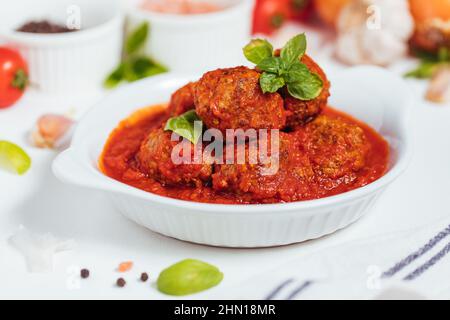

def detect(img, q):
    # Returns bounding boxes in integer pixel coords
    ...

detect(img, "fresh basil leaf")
[126,22,149,55]
[243,39,274,65]
[438,47,450,62]
[104,63,125,88]
[280,34,307,69]
[405,61,439,79]
[260,72,285,93]
[287,72,323,100]
[157,259,224,296]
[164,110,203,144]
[257,56,282,74]
[124,57,167,82]
[284,61,310,83]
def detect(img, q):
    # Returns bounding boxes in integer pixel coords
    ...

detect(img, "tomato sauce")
[100,105,389,204]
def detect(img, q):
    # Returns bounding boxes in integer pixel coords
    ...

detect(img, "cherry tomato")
[252,0,291,35]
[0,48,29,109]
[288,0,313,21]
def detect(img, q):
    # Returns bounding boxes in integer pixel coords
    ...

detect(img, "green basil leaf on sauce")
[164,110,203,144]
[157,259,224,296]
[126,22,149,55]
[280,33,307,69]
[243,39,274,65]
[260,72,285,93]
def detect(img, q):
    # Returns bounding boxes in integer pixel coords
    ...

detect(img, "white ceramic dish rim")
[53,66,413,215]
[0,4,123,45]
[127,0,254,25]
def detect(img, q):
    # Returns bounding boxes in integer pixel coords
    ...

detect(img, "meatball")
[298,115,369,184]
[195,67,286,133]
[167,82,196,117]
[282,55,331,127]
[136,128,212,187]
[212,132,315,202]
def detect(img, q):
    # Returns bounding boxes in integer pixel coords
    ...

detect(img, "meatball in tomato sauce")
[212,132,315,202]
[195,66,286,133]
[281,55,331,128]
[136,127,213,187]
[167,82,197,117]
[297,115,369,190]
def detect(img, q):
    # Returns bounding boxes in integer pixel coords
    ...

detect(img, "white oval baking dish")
[52,66,413,248]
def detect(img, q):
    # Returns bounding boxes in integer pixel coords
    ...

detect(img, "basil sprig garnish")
[405,47,450,79]
[164,110,203,144]
[104,22,168,89]
[243,34,323,101]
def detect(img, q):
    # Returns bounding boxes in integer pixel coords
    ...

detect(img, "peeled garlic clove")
[426,66,450,103]
[31,114,75,150]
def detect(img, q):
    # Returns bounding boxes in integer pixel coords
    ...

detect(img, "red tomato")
[0,48,29,109]
[288,0,313,21]
[252,0,291,35]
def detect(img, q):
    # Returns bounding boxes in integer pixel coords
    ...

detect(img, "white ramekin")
[126,0,254,73]
[0,0,124,95]
[52,66,413,248]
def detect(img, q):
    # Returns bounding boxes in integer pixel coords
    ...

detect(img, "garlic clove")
[31,114,75,150]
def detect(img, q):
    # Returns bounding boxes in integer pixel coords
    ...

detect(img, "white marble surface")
[0,23,449,300]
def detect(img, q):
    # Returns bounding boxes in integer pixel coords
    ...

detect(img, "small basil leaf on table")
[126,22,149,55]
[280,33,307,69]
[257,56,282,74]
[260,72,285,93]
[243,39,274,65]
[164,110,203,144]
[287,72,323,100]
[157,259,224,296]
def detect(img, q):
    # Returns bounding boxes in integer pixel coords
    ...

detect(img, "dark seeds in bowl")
[17,20,79,34]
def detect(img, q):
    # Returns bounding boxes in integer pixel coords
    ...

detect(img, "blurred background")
[0,0,448,159]
[0,0,448,109]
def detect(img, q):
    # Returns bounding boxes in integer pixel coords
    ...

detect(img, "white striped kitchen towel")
[221,216,450,300]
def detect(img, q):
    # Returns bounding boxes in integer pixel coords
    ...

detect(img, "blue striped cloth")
[223,217,450,300]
